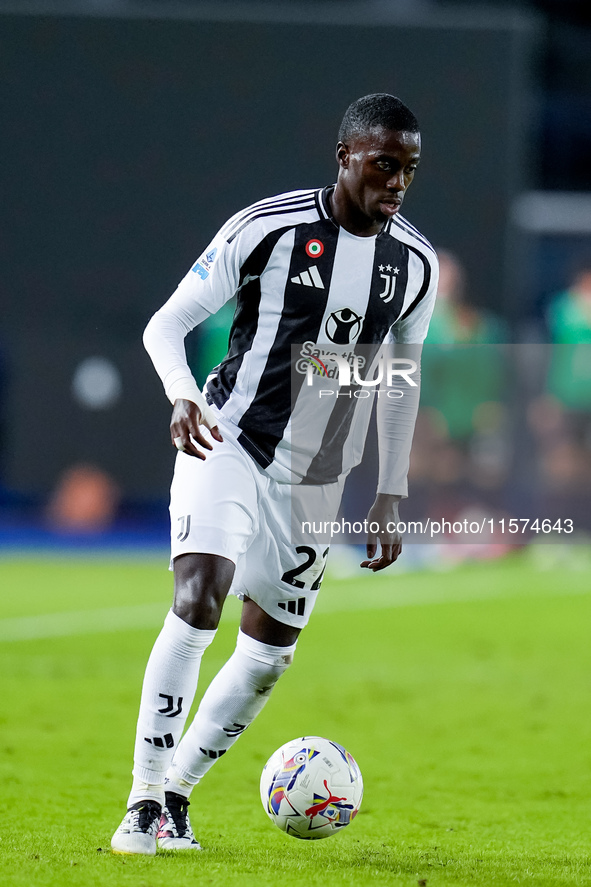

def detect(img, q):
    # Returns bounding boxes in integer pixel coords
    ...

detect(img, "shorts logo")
[325,308,363,345]
[177,515,191,542]
[278,598,306,617]
[305,239,324,258]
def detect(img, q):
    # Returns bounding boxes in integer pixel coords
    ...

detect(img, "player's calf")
[165,631,297,794]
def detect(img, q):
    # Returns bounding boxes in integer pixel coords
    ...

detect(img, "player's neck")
[329,186,383,238]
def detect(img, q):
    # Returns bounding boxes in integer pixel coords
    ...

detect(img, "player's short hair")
[338,94,419,143]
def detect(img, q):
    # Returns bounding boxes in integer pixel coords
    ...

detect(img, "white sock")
[127,610,216,807]
[165,630,296,797]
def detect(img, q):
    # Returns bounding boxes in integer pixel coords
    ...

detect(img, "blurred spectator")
[545,259,591,411]
[546,258,591,344]
[46,464,120,532]
[416,251,509,490]
[426,249,507,345]
[529,260,591,505]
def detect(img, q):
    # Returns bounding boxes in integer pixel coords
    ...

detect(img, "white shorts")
[169,420,341,629]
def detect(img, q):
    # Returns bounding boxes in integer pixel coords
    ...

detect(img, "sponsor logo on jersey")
[305,239,324,258]
[290,265,325,288]
[295,342,360,379]
[325,308,363,344]
[303,356,328,377]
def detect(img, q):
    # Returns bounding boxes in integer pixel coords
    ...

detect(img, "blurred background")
[0,0,590,554]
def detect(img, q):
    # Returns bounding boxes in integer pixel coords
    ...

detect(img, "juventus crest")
[378,266,399,304]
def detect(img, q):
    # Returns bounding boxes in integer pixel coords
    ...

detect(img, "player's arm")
[362,251,439,571]
[361,342,421,571]
[143,232,241,458]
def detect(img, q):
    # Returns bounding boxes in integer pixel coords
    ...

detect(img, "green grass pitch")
[1,550,590,886]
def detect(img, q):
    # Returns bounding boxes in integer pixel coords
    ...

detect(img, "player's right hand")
[170,398,223,459]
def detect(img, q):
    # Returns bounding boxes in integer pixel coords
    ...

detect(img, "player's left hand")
[360,493,403,572]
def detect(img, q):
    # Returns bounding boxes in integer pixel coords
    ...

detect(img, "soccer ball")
[260,736,363,839]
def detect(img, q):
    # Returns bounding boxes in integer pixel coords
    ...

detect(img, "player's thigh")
[240,596,301,647]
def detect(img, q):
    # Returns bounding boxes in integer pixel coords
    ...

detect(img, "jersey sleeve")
[392,249,439,344]
[377,250,437,495]
[376,343,422,497]
[143,218,258,405]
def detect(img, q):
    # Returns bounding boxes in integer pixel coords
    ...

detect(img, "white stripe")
[220,190,317,239]
[308,265,324,288]
[0,602,170,642]
[301,269,314,286]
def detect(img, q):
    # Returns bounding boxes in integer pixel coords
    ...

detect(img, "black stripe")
[301,385,365,484]
[320,185,337,223]
[302,234,411,484]
[227,201,316,244]
[358,232,410,344]
[206,226,296,411]
[220,191,317,239]
[397,244,432,323]
[236,220,340,468]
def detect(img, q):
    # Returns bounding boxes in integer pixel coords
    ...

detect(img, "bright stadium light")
[71,356,122,410]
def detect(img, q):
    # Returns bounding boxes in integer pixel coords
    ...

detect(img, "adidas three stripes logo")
[290,265,324,288]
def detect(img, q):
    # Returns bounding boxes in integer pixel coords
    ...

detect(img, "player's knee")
[236,629,297,691]
[173,592,223,630]
[173,553,234,629]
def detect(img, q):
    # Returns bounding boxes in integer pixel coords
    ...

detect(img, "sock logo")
[223,723,247,737]
[145,733,174,749]
[199,747,227,759]
[158,694,183,717]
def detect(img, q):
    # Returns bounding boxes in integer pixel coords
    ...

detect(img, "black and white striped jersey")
[144,185,438,489]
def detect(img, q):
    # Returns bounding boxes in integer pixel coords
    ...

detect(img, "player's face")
[335,128,421,232]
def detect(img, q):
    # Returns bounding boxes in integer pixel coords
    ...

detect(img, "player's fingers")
[180,440,207,460]
[170,427,208,459]
[371,540,403,571]
[360,534,378,568]
[366,538,377,559]
[210,424,224,442]
[188,426,214,451]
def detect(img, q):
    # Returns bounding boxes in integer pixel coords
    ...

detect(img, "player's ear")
[336,141,349,168]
